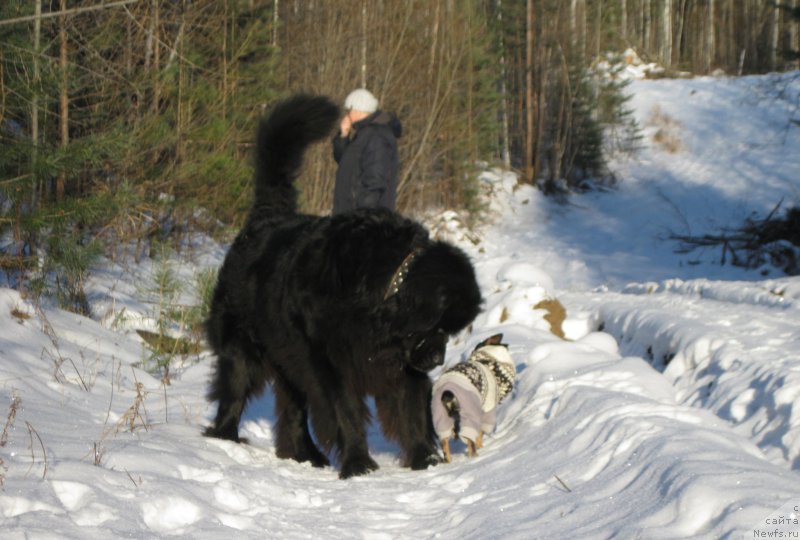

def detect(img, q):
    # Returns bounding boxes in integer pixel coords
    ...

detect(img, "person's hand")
[340,114,352,137]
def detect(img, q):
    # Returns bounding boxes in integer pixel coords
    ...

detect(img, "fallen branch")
[0,0,139,27]
[669,203,800,275]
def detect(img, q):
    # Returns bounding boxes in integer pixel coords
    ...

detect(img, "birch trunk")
[662,0,672,67]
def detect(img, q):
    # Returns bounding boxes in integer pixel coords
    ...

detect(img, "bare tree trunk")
[727,0,736,69]
[273,0,279,47]
[151,0,160,113]
[176,0,186,162]
[595,2,602,58]
[707,0,715,72]
[524,0,535,184]
[579,0,586,59]
[663,0,673,67]
[429,0,440,77]
[621,0,627,43]
[57,0,69,201]
[497,0,511,168]
[570,0,577,37]
[793,0,800,69]
[771,1,780,71]
[360,0,367,88]
[222,0,228,120]
[570,0,586,58]
[466,1,474,162]
[643,0,651,53]
[31,0,41,208]
[126,14,133,75]
[675,0,687,69]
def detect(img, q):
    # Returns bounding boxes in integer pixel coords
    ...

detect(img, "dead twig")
[1,395,20,448]
[25,421,48,480]
[125,469,139,488]
[554,474,572,493]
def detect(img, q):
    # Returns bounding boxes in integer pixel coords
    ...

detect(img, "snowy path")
[2,72,800,538]
[2,278,798,539]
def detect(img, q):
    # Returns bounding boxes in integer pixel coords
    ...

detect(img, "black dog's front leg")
[273,377,330,468]
[375,369,440,470]
[305,359,378,479]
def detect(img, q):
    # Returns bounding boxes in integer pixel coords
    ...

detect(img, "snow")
[1,71,800,538]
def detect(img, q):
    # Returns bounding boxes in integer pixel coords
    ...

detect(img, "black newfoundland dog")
[204,95,482,478]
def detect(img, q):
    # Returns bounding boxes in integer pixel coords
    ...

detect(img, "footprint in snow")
[51,480,117,527]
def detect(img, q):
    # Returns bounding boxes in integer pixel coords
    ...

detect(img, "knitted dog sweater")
[431,344,516,443]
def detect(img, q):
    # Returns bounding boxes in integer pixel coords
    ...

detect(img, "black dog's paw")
[410,453,441,470]
[204,425,246,444]
[339,454,379,479]
[284,448,330,469]
[407,446,442,470]
[307,451,331,469]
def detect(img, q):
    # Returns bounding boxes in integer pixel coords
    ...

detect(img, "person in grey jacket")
[332,89,402,215]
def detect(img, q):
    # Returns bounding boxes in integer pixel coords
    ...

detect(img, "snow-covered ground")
[1,71,799,539]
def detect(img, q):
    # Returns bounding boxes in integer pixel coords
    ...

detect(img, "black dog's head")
[381,241,483,373]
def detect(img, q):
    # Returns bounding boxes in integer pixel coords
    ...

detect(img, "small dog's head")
[473,333,506,352]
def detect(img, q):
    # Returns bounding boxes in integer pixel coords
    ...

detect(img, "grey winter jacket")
[331,110,401,215]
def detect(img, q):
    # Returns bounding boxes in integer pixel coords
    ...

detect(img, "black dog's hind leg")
[375,369,440,470]
[273,377,329,468]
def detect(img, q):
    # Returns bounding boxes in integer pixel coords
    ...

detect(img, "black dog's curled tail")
[254,94,340,214]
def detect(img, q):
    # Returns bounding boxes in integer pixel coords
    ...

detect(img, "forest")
[1,0,799,312]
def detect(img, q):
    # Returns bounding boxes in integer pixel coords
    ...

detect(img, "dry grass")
[0,395,21,485]
[647,105,682,153]
[119,377,150,434]
[136,329,202,356]
[10,307,31,321]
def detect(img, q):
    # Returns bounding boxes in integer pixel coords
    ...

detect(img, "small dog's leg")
[466,438,478,457]
[441,438,452,463]
[476,431,484,449]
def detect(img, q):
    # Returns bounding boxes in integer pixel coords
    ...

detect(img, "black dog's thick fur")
[204,95,482,478]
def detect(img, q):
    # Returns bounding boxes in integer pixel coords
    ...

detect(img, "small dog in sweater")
[431,334,516,462]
